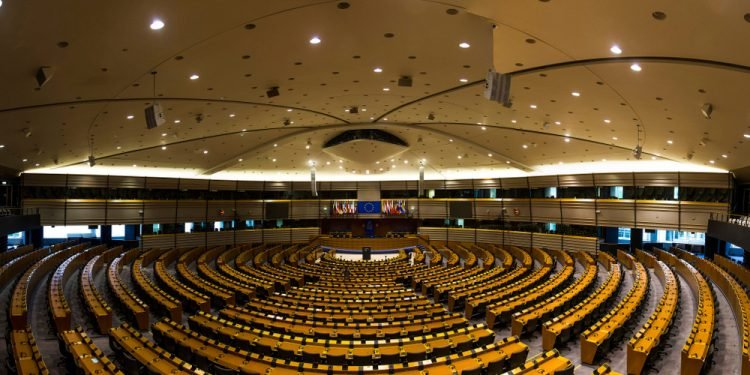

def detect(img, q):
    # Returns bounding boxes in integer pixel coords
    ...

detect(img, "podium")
[362,246,372,261]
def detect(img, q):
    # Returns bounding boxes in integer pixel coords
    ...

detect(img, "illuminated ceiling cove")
[1,0,746,181]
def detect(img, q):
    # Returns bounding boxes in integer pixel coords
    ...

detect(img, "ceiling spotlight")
[487,153,493,157]
[427,113,435,121]
[126,115,134,120]
[238,158,243,162]
[161,146,167,150]
[203,150,208,154]
[35,163,40,167]
[150,19,165,30]
[305,139,311,149]
[309,36,321,44]
[610,45,622,54]
[529,104,537,109]
[481,126,486,130]
[273,143,278,147]
[571,91,581,97]
[630,63,642,72]
[22,159,27,162]
[564,138,570,143]
[722,154,728,158]
[459,78,468,83]
[189,74,199,80]
[709,160,715,164]
[173,119,181,124]
[701,103,713,119]
[522,144,528,149]
[554,121,561,125]
[0,145,4,148]
[612,136,618,140]
[744,134,750,138]
[448,138,453,142]
[229,113,235,118]
[382,87,390,92]
[667,139,673,144]
[373,67,383,73]
[458,42,471,48]
[272,158,276,162]
[457,155,462,159]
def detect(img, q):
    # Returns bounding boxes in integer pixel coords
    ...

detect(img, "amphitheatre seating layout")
[0,238,743,374]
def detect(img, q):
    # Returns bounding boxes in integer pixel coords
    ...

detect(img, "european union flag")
[357,201,381,214]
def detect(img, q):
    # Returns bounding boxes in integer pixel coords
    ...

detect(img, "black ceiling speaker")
[35,66,55,88]
[398,76,412,87]
[266,86,280,98]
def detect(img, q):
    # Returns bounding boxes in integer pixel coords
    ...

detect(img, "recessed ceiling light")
[481,126,486,130]
[651,156,657,160]
[326,161,330,165]
[458,42,470,49]
[722,154,728,158]
[273,143,278,147]
[667,140,673,144]
[404,160,408,164]
[126,115,134,120]
[272,158,276,162]
[305,145,310,149]
[529,104,537,109]
[612,136,618,140]
[457,155,462,159]
[379,168,383,171]
[554,121,561,125]
[286,108,293,112]
[506,161,511,164]
[391,164,396,168]
[0,145,4,148]
[150,19,165,30]
[487,153,493,157]
[161,133,167,137]
[238,158,243,162]
[229,113,235,118]
[382,87,390,91]
[383,117,388,121]
[604,119,611,124]
[174,119,181,124]
[558,161,563,165]
[189,74,199,80]
[459,78,468,83]
[571,92,581,97]
[373,67,383,73]
[630,63,642,72]
[22,159,28,162]
[744,134,750,138]
[309,36,321,44]
[340,160,344,163]
[709,160,715,164]
[35,163,40,167]
[564,138,570,143]
[610,45,622,54]
[161,146,167,150]
[203,150,208,154]
[522,144,528,149]
[511,120,517,124]
[116,146,121,150]
[339,166,343,169]
[448,138,453,142]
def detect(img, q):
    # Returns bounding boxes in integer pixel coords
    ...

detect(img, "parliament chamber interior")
[2,1,750,374]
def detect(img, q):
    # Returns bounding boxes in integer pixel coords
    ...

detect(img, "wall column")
[100,225,112,244]
[630,227,643,252]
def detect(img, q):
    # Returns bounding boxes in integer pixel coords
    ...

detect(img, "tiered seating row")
[108,323,205,374]
[10,242,88,329]
[542,254,622,350]
[656,249,715,375]
[108,249,150,330]
[49,244,108,332]
[80,246,124,334]
[581,251,649,364]
[153,248,210,313]
[176,246,235,307]
[627,259,679,375]
[676,249,750,375]
[9,329,49,375]
[59,328,123,375]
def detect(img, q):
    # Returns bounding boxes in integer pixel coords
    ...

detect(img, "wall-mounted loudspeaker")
[35,66,55,88]
[484,70,512,108]
[145,103,166,129]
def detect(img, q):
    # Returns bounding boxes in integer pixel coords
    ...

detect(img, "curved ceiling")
[1,0,747,181]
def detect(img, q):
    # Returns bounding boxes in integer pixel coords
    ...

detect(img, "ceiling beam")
[200,122,534,176]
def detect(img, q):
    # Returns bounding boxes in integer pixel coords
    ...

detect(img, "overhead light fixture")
[238,158,243,162]
[229,113,235,118]
[511,120,517,124]
[161,133,167,137]
[161,146,167,150]
[722,154,728,158]
[88,155,96,167]
[22,158,27,162]
[529,104,537,109]
[667,140,673,144]
[0,145,4,148]
[150,19,165,30]
[448,138,453,142]
[459,78,468,83]
[709,160,715,164]
[554,121,561,125]
[189,74,199,80]
[309,36,321,44]
[203,150,208,154]
[564,138,570,143]
[630,63,642,72]
[382,87,390,92]
[286,108,293,112]
[612,136,618,140]
[522,144,528,149]
[457,155,462,159]
[701,103,713,119]
[744,134,750,138]
[571,91,581,97]
[173,119,181,124]
[481,126,486,130]
[126,115,134,120]
[633,145,642,160]
[610,45,622,54]
[458,42,470,48]
[273,143,278,147]
[604,119,611,124]
[272,158,276,162]
[487,153,493,157]
[373,67,383,73]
